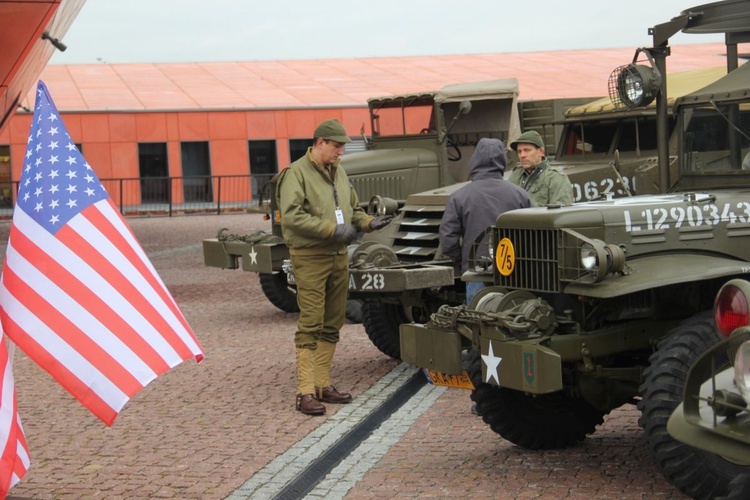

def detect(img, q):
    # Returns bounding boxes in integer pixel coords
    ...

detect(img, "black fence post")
[217,176,222,215]
[168,177,173,217]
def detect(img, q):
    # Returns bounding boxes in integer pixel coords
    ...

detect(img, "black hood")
[469,137,507,181]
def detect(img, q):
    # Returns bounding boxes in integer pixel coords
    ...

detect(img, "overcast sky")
[50,0,724,65]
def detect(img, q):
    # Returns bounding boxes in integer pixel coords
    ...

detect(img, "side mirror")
[443,100,473,140]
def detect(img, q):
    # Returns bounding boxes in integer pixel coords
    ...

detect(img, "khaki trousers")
[290,252,348,395]
[291,252,348,345]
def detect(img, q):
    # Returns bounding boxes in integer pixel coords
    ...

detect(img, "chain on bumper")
[217,228,283,245]
[427,299,557,339]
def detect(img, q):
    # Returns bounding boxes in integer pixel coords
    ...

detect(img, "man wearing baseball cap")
[277,118,392,415]
[508,130,573,207]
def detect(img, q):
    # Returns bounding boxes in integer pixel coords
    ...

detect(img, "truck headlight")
[367,195,399,216]
[735,341,750,405]
[579,240,626,282]
[580,243,599,271]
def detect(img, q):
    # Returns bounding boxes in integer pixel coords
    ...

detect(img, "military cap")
[510,130,545,150]
[314,119,351,143]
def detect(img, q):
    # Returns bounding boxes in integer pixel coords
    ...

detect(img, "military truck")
[554,65,725,200]
[348,65,728,360]
[667,279,750,498]
[203,79,524,315]
[388,1,750,497]
[203,84,597,317]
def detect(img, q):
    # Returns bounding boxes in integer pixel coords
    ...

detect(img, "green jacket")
[278,148,373,255]
[507,159,573,207]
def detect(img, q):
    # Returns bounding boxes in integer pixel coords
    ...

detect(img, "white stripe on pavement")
[227,363,446,500]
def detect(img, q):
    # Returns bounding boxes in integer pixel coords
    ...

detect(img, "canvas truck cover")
[435,78,521,145]
[433,78,520,103]
[367,78,520,106]
[367,78,522,148]
[675,60,750,107]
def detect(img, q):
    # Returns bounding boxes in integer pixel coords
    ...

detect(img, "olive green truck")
[394,1,750,498]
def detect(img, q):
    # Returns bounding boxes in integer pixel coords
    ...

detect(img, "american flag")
[0,81,203,449]
[0,340,29,495]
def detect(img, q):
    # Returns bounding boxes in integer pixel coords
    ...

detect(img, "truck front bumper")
[400,322,562,394]
[202,238,288,274]
[348,264,454,295]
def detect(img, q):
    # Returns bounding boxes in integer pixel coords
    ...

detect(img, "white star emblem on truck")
[248,246,258,265]
[482,342,502,384]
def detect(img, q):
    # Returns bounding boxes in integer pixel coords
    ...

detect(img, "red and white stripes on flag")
[0,80,204,493]
[1,199,204,425]
[0,341,30,496]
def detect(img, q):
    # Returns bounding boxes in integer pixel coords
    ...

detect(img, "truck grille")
[392,205,443,264]
[497,228,560,293]
[350,175,408,202]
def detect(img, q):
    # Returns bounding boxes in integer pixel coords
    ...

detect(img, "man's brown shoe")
[315,385,352,404]
[296,394,325,415]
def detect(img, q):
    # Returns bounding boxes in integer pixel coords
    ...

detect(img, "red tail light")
[714,282,750,337]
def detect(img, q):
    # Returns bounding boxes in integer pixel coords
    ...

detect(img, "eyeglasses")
[324,140,346,149]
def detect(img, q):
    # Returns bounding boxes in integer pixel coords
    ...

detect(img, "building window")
[249,140,278,175]
[180,141,212,203]
[138,143,169,203]
[249,140,278,201]
[289,138,313,162]
[0,145,12,208]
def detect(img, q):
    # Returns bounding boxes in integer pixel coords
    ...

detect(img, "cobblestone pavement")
[0,214,687,499]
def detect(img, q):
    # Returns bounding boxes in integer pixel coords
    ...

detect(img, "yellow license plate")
[423,369,475,390]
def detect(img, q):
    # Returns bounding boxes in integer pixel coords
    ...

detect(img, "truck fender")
[564,253,750,298]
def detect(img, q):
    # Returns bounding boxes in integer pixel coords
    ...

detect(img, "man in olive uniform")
[278,119,392,415]
[508,130,573,206]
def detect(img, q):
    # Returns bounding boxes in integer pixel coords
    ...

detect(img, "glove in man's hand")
[369,215,393,231]
[332,224,357,244]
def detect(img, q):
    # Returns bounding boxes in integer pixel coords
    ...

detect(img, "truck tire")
[258,273,299,313]
[465,349,605,450]
[345,299,364,324]
[362,299,404,360]
[718,474,750,500]
[637,311,748,499]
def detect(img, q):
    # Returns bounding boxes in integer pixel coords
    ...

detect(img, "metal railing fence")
[0,174,274,219]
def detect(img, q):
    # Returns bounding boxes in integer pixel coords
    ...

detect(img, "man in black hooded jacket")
[439,137,530,305]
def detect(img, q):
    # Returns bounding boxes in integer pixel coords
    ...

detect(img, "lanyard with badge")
[332,175,345,225]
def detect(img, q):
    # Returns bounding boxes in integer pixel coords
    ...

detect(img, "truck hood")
[341,147,437,176]
[497,192,728,229]
[401,181,470,208]
[497,191,750,298]
[499,190,750,262]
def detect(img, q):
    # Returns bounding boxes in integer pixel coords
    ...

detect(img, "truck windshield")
[371,102,435,137]
[682,103,750,174]
[558,117,665,158]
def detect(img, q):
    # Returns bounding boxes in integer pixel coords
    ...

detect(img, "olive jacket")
[507,159,574,207]
[278,148,373,255]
